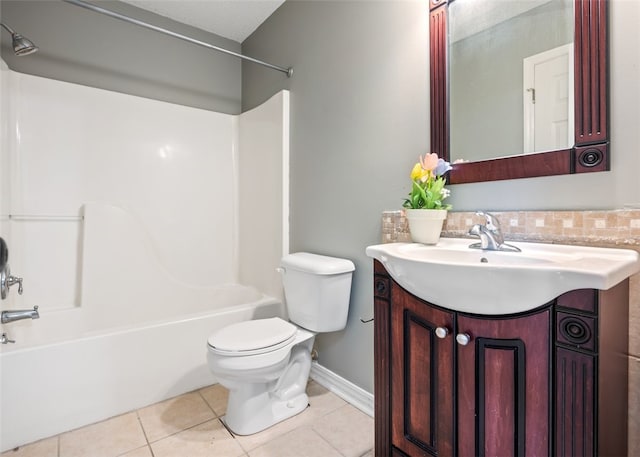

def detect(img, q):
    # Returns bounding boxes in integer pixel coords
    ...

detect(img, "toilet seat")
[208,317,297,357]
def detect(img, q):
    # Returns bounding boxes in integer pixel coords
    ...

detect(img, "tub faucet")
[469,211,521,252]
[1,305,39,324]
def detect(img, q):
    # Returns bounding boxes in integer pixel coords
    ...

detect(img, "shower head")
[0,22,38,56]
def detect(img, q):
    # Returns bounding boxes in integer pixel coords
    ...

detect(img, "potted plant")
[402,153,452,244]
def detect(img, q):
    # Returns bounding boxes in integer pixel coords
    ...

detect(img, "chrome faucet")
[1,264,23,299]
[1,305,39,324]
[469,211,521,252]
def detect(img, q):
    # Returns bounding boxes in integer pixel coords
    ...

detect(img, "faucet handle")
[475,211,500,231]
[1,333,16,344]
[8,275,23,295]
[1,264,24,299]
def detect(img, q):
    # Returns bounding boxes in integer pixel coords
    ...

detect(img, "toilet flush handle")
[275,267,286,275]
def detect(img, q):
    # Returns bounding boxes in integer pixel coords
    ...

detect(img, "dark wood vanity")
[373,260,629,457]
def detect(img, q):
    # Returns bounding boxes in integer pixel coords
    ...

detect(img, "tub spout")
[1,305,39,324]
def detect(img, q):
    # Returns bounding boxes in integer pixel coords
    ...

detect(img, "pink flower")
[419,153,439,172]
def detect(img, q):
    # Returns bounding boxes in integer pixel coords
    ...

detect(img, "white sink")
[366,238,640,315]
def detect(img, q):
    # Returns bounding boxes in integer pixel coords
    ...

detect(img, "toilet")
[206,252,355,435]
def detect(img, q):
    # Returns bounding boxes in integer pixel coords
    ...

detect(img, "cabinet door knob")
[456,333,471,345]
[435,327,449,339]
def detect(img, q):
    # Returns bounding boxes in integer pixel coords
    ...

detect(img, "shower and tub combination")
[0,13,292,448]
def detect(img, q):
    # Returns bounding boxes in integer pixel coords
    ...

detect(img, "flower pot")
[404,209,447,244]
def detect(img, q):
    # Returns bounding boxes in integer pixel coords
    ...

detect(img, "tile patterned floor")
[1,381,374,457]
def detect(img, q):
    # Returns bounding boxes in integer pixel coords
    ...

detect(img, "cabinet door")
[457,309,551,457]
[391,287,455,457]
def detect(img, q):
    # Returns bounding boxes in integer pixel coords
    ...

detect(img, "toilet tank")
[280,252,355,332]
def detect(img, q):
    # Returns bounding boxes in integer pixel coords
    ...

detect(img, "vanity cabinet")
[373,260,629,457]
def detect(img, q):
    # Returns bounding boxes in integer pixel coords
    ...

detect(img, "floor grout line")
[308,425,348,457]
[218,417,237,439]
[134,409,157,457]
[144,416,222,446]
[136,410,152,447]
[114,443,152,457]
[196,388,219,417]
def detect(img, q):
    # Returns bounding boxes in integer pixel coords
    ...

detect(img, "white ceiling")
[120,0,286,43]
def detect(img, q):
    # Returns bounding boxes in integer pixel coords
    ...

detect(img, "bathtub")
[0,203,285,451]
[0,284,283,451]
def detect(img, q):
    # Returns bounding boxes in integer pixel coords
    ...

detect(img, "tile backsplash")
[382,209,640,246]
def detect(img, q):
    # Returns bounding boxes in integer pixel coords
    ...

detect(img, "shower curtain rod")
[62,0,293,77]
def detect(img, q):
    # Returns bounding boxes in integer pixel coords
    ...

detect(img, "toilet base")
[222,391,309,436]
[220,337,314,435]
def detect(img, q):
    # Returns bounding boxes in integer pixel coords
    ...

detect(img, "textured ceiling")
[120,0,286,42]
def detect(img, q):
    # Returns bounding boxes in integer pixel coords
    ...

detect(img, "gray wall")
[242,0,640,393]
[1,0,241,113]
[242,1,430,392]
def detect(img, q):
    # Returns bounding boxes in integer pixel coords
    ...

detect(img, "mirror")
[450,0,574,161]
[428,0,609,184]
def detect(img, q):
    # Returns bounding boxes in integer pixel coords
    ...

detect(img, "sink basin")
[366,238,640,315]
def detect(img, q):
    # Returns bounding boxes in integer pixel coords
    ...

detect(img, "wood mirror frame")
[430,0,609,184]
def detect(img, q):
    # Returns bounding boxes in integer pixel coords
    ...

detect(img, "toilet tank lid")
[281,252,355,275]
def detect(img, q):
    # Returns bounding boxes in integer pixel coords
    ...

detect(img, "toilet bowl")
[207,317,315,435]
[206,252,355,435]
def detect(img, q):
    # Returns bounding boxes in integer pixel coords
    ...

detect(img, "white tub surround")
[0,69,290,451]
[0,61,9,240]
[238,91,290,302]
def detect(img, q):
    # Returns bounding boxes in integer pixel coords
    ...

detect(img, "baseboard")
[309,362,374,418]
